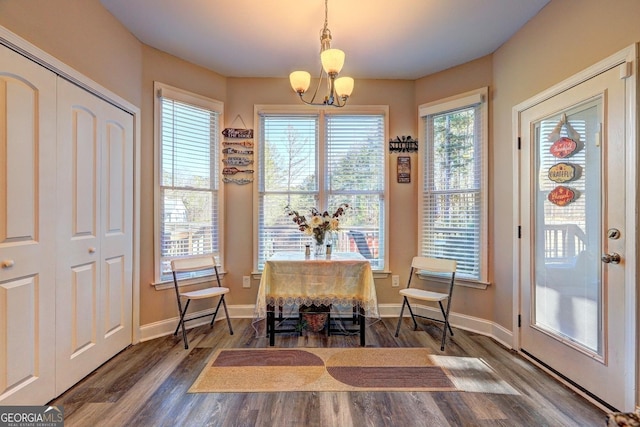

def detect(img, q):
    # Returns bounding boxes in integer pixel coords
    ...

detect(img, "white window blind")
[157,85,222,282]
[257,109,387,271]
[326,114,385,270]
[258,114,318,267]
[420,89,487,281]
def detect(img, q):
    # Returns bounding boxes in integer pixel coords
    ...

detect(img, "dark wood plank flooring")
[50,318,607,426]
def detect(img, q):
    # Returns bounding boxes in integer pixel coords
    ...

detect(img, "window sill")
[151,270,227,291]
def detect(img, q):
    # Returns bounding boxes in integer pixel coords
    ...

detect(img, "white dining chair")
[394,256,457,351]
[171,255,233,349]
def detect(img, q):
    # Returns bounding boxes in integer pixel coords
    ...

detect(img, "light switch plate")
[242,276,251,288]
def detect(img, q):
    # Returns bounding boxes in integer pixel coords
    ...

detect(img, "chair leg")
[174,298,188,336]
[394,297,408,337]
[440,319,448,351]
[176,299,191,350]
[438,301,454,336]
[221,296,234,335]
[210,296,223,326]
[438,301,453,351]
[405,300,418,330]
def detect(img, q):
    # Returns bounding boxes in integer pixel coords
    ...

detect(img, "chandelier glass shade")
[289,0,354,107]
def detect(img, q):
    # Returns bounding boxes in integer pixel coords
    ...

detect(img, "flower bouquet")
[285,203,349,254]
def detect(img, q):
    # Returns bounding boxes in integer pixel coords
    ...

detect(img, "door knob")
[601,253,621,264]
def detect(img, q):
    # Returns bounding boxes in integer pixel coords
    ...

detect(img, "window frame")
[252,104,390,273]
[153,82,225,286]
[418,87,489,286]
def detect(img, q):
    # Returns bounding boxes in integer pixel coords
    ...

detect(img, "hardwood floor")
[50,318,607,426]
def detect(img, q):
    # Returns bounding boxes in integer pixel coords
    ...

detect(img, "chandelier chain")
[324,0,329,30]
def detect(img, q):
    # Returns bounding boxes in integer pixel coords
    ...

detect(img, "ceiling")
[100,0,550,80]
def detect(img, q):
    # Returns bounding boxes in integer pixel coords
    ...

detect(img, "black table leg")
[359,307,365,346]
[267,304,275,346]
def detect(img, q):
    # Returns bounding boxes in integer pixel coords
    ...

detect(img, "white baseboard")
[139,303,514,348]
[139,304,255,342]
[378,303,513,349]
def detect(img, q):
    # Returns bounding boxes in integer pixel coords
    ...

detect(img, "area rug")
[189,347,459,393]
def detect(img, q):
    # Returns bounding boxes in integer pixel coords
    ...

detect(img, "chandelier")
[289,0,354,107]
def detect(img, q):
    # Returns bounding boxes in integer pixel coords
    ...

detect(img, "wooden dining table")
[252,252,380,346]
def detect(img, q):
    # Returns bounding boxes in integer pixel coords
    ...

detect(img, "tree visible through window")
[256,108,388,271]
[419,89,488,282]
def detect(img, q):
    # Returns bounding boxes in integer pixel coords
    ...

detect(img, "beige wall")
[0,0,142,106]
[139,45,228,324]
[2,0,639,332]
[414,56,494,321]
[224,77,416,307]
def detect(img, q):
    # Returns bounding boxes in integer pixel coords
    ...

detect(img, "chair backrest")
[171,255,222,286]
[408,256,456,291]
[348,230,374,259]
[411,256,456,274]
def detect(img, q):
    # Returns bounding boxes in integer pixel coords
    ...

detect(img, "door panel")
[2,277,37,388]
[105,256,125,335]
[519,65,628,409]
[0,46,57,404]
[99,105,133,354]
[56,78,133,395]
[71,262,97,354]
[73,107,98,236]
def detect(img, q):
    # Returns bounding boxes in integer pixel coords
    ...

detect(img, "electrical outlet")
[242,276,251,288]
[392,275,400,287]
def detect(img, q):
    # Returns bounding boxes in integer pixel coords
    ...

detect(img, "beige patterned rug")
[189,347,460,393]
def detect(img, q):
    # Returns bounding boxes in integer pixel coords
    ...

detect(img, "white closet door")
[0,46,57,404]
[55,78,133,395]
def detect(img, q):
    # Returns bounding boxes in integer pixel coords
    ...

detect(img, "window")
[255,106,388,271]
[154,82,224,283]
[418,88,488,283]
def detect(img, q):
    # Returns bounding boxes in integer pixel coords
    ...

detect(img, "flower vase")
[314,233,328,256]
[314,237,326,256]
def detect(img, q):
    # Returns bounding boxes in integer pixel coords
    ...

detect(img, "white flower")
[310,215,323,228]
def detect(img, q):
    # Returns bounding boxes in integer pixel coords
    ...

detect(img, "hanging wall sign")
[548,186,576,206]
[222,128,253,138]
[222,147,253,155]
[223,140,254,148]
[222,167,254,175]
[223,157,253,166]
[397,156,411,183]
[548,162,580,183]
[550,137,578,158]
